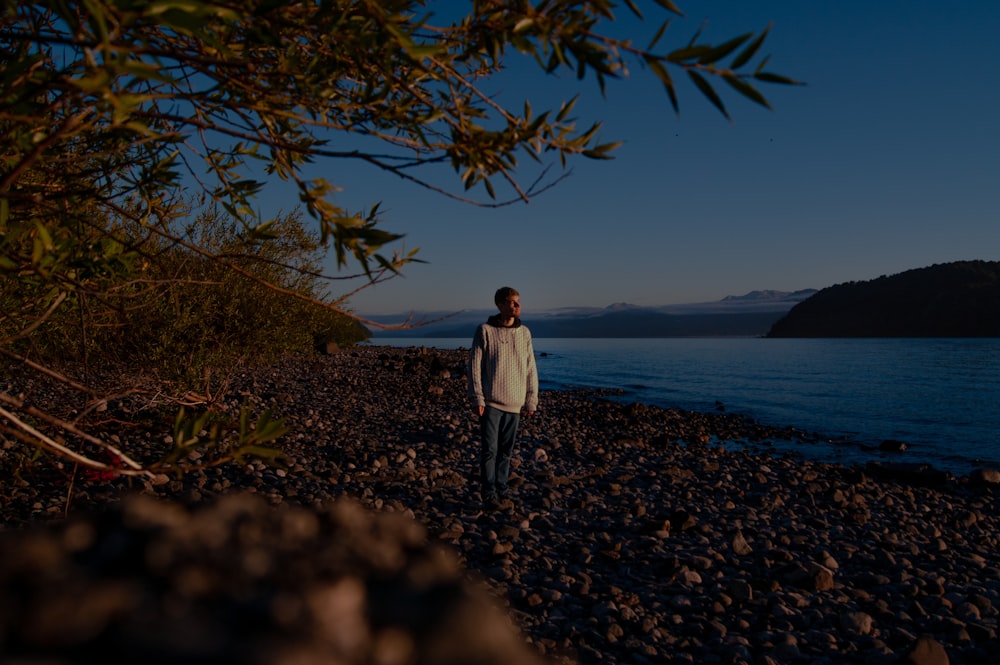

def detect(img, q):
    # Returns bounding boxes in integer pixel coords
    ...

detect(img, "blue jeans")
[480,406,520,501]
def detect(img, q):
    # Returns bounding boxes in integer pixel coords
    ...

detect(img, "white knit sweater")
[468,319,538,413]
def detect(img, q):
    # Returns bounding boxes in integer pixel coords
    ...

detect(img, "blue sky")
[295,1,1000,316]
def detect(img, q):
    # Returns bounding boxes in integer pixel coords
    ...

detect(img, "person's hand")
[477,405,485,417]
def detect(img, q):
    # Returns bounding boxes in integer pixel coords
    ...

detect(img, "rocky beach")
[2,345,999,664]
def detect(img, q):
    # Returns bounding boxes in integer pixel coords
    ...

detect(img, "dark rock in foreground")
[2,346,999,664]
[0,493,541,665]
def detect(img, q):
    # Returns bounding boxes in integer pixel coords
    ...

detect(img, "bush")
[5,206,369,387]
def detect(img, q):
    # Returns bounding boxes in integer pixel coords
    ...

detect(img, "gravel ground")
[2,345,999,665]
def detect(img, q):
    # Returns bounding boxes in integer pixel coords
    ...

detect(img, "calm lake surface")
[372,337,1000,476]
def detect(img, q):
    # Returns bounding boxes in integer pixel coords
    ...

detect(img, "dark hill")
[766,260,1000,337]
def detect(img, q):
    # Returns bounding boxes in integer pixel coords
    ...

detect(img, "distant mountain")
[767,261,1000,338]
[721,289,817,305]
[663,289,818,314]
[365,289,816,339]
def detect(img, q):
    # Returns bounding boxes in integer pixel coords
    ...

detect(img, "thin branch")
[0,348,101,399]
[0,392,146,471]
[0,400,148,475]
[0,291,68,345]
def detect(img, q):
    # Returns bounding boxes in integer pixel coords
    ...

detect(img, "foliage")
[4,207,367,379]
[0,0,799,478]
[108,207,370,387]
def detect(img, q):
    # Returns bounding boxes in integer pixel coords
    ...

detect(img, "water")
[372,337,1000,476]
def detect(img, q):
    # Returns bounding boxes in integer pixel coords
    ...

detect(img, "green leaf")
[119,60,175,85]
[513,17,534,33]
[555,96,579,123]
[644,56,679,114]
[247,408,289,444]
[647,19,671,52]
[145,0,233,18]
[401,43,442,60]
[81,0,110,42]
[697,33,752,65]
[731,26,770,69]
[582,141,622,159]
[687,70,729,120]
[651,0,685,17]
[622,0,643,19]
[722,75,771,109]
[32,221,54,252]
[754,72,803,86]
[70,69,112,93]
[666,45,712,63]
[248,220,280,241]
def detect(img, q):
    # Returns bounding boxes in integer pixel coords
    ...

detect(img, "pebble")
[1,345,999,664]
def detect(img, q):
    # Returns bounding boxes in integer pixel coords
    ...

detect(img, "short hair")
[494,286,519,305]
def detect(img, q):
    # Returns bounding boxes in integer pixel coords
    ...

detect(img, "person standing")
[468,286,538,511]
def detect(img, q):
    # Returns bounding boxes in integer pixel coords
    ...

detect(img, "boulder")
[897,636,949,665]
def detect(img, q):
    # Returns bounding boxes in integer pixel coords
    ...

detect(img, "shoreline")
[2,345,999,664]
[371,338,1000,479]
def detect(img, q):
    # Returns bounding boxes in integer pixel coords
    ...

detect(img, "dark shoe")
[483,495,499,512]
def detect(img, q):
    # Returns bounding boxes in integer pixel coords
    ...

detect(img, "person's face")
[497,294,521,320]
